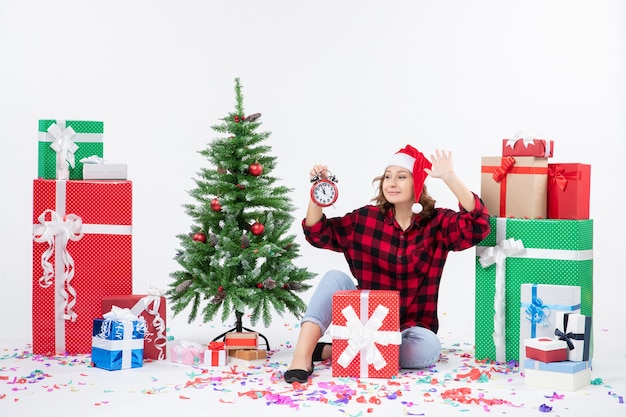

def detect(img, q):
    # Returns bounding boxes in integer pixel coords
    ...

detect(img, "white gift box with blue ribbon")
[519,284,581,370]
[92,306,146,371]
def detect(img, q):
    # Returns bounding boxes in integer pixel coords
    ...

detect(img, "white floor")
[1,319,624,417]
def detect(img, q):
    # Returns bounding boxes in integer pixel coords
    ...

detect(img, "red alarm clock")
[310,170,338,207]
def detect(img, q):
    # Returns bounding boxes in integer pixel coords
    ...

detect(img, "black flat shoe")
[284,361,314,384]
[312,342,332,362]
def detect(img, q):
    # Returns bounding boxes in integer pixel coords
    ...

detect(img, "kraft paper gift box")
[170,340,205,365]
[91,308,146,371]
[547,163,591,220]
[555,312,592,362]
[519,284,582,367]
[330,290,402,379]
[32,179,133,355]
[474,217,593,363]
[224,332,258,350]
[38,119,104,180]
[204,341,228,366]
[524,337,569,363]
[228,349,267,361]
[101,294,167,360]
[502,137,554,158]
[481,156,548,218]
[524,359,592,391]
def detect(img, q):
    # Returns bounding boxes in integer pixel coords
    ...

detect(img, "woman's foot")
[312,342,332,362]
[284,360,314,384]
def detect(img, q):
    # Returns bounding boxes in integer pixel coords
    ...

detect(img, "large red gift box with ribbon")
[101,294,167,360]
[32,179,132,355]
[481,156,548,219]
[330,290,402,379]
[547,163,591,220]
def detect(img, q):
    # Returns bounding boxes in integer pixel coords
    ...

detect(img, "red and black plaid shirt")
[302,193,490,333]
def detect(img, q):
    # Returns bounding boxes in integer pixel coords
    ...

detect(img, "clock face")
[311,180,338,207]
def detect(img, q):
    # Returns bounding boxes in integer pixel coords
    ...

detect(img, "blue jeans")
[302,269,442,369]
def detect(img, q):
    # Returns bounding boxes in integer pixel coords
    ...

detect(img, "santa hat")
[386,145,432,214]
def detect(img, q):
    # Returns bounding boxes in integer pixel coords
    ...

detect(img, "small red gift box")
[32,179,132,355]
[331,290,401,379]
[481,156,548,218]
[224,332,258,350]
[547,163,591,220]
[204,341,227,366]
[525,337,568,363]
[101,294,167,360]
[502,138,554,158]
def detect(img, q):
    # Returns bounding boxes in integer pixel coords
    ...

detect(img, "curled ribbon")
[48,121,78,179]
[505,131,541,149]
[332,303,402,371]
[130,289,167,360]
[32,209,84,321]
[478,237,525,363]
[491,157,516,183]
[525,296,550,330]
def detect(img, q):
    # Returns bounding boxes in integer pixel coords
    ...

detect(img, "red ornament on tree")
[248,161,263,176]
[251,221,265,236]
[211,198,222,211]
[256,283,263,288]
[193,232,207,243]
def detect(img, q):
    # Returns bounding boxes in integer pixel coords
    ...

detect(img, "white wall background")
[1,1,624,345]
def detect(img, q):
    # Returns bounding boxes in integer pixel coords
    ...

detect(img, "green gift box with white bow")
[474,217,593,363]
[38,119,104,180]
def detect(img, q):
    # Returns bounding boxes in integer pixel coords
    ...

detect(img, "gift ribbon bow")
[554,328,577,350]
[548,165,571,191]
[332,303,402,371]
[524,293,550,331]
[98,308,146,369]
[478,237,525,363]
[48,121,79,176]
[491,156,516,183]
[208,341,225,350]
[32,209,84,321]
[505,131,542,149]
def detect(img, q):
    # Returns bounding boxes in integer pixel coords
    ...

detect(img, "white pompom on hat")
[386,145,432,213]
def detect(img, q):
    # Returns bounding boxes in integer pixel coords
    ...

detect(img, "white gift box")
[519,284,581,369]
[524,358,591,391]
[555,312,592,362]
[83,163,128,179]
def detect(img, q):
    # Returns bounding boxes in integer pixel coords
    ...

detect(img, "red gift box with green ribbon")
[547,163,591,220]
[32,179,132,355]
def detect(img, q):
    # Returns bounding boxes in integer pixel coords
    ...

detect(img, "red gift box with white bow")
[330,290,401,379]
[32,179,132,354]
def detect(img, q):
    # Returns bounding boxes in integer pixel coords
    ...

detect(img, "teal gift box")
[38,119,104,180]
[474,217,593,363]
[91,317,145,371]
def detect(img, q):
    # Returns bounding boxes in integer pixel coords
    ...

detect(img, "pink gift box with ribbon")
[102,294,167,360]
[330,290,402,379]
[32,179,133,355]
[170,340,204,366]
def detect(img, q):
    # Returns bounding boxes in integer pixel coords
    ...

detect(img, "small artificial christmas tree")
[168,78,315,343]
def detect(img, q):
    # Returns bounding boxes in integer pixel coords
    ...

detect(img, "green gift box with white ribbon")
[474,217,593,363]
[38,119,104,180]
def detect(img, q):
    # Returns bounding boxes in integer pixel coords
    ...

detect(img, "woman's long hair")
[371,173,436,219]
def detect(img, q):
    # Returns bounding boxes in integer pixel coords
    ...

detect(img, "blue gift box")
[91,318,146,371]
